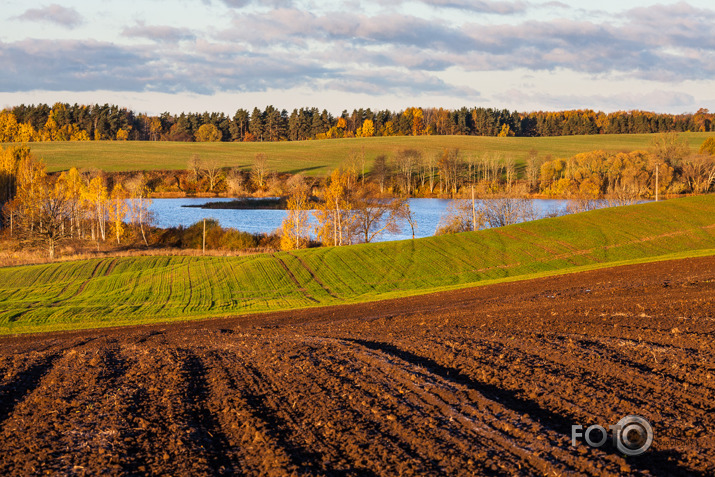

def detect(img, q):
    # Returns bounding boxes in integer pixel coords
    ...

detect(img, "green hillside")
[1,195,714,334]
[6,132,714,175]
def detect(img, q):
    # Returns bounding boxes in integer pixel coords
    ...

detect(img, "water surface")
[146,198,570,242]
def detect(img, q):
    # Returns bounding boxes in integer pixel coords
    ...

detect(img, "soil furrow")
[273,254,319,303]
[287,251,340,299]
[331,337,613,476]
[0,352,61,427]
[1,255,714,475]
[174,348,238,475]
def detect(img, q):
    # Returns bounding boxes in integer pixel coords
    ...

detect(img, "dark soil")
[1,256,714,476]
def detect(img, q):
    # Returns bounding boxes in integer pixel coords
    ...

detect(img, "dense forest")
[1,103,713,144]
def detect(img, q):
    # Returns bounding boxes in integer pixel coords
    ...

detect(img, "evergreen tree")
[250,107,264,141]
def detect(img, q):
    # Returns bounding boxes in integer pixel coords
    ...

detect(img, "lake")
[145,198,571,242]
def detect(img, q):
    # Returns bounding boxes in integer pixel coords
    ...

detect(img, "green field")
[1,195,714,334]
[6,132,714,175]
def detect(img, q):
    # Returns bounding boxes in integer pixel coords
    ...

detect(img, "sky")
[0,0,713,116]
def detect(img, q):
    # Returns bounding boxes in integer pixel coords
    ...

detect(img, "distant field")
[5,132,714,175]
[1,194,713,334]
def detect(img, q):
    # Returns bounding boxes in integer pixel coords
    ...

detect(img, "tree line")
[279,134,715,250]
[25,129,708,204]
[0,145,153,259]
[1,103,713,144]
[538,134,715,201]
[2,135,713,259]
[0,144,410,258]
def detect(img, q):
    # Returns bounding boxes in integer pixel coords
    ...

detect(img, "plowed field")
[1,255,713,476]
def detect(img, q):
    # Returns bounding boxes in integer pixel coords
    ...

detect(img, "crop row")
[1,195,714,333]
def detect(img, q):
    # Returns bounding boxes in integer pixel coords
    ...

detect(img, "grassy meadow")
[6,132,715,175]
[1,194,714,334]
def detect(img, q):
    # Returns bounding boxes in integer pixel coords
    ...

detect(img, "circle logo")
[614,415,653,456]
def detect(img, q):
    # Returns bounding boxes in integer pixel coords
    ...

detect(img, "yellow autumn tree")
[195,124,222,142]
[84,176,109,242]
[0,111,19,142]
[498,124,514,137]
[42,117,59,141]
[313,168,355,246]
[56,167,85,238]
[116,128,130,141]
[404,107,424,136]
[6,154,72,259]
[700,137,715,156]
[360,119,375,137]
[149,117,163,141]
[70,128,90,141]
[0,145,31,213]
[108,183,129,243]
[382,120,396,136]
[17,123,37,142]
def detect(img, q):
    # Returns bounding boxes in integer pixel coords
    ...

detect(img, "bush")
[148,220,281,252]
[219,229,259,250]
[698,137,715,155]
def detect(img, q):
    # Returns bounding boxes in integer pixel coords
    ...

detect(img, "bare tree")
[267,172,284,196]
[489,154,502,185]
[188,154,202,182]
[425,154,437,193]
[481,196,536,228]
[352,186,405,243]
[479,154,491,183]
[226,168,246,196]
[345,149,365,189]
[566,195,607,214]
[372,155,390,193]
[281,174,311,250]
[395,199,417,239]
[525,149,542,192]
[395,149,421,195]
[504,156,516,190]
[681,154,715,193]
[202,158,223,192]
[464,154,479,187]
[226,167,246,197]
[125,174,153,246]
[649,132,691,166]
[251,153,268,190]
[435,199,485,235]
[606,181,640,206]
[7,158,72,260]
[438,149,462,195]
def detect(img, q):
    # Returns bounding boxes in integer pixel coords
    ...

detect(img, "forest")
[1,103,713,144]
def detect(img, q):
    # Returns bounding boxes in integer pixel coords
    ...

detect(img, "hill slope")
[1,195,714,334]
[7,132,714,174]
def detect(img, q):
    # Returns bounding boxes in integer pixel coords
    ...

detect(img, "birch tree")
[280,175,311,250]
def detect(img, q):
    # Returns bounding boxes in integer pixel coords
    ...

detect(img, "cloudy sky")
[1,0,713,115]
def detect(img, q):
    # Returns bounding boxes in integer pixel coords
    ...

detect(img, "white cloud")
[14,4,84,29]
[122,22,196,43]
